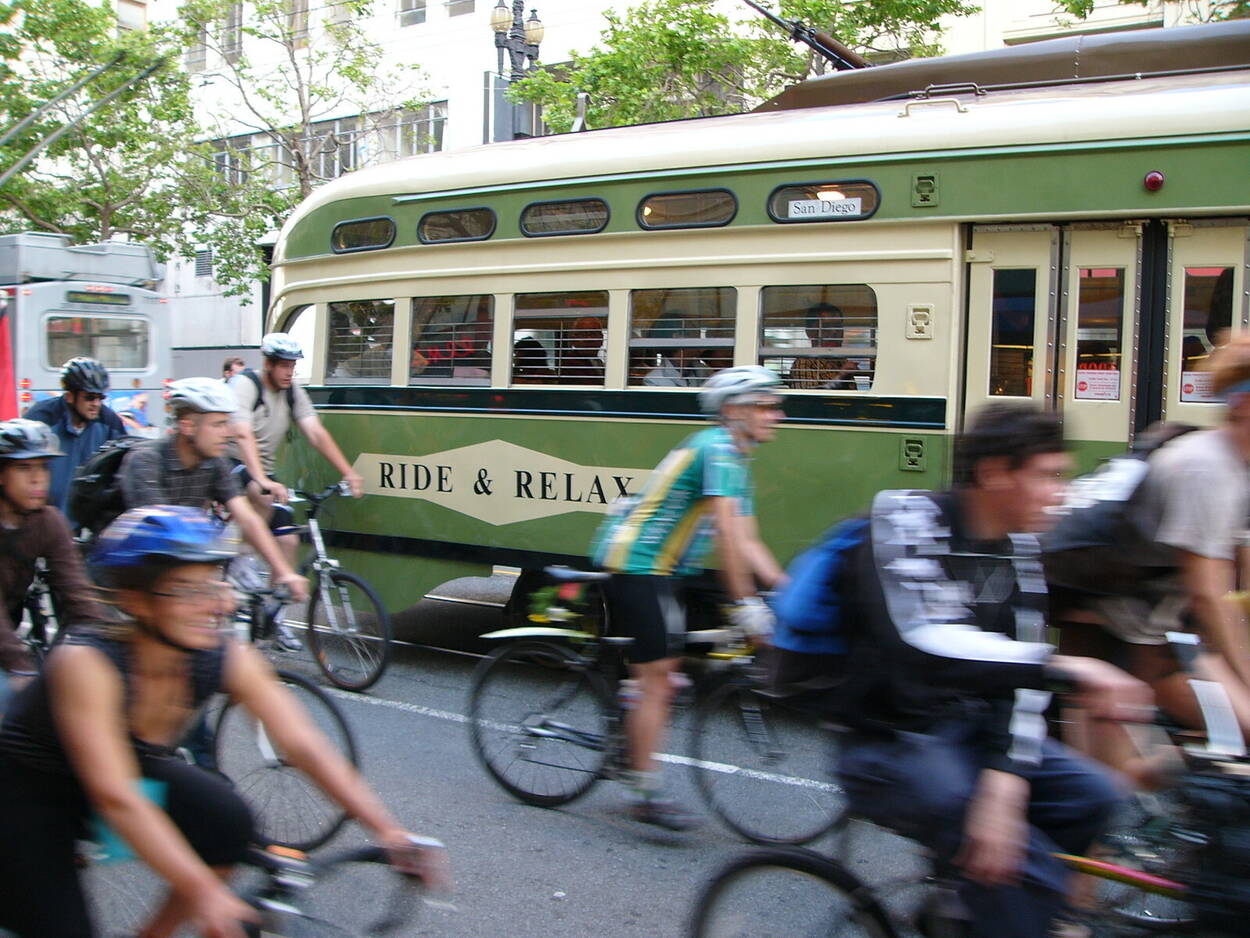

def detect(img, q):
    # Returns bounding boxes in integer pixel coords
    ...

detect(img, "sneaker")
[629,796,700,832]
[274,624,303,652]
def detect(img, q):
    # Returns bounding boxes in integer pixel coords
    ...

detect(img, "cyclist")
[119,377,309,614]
[23,357,125,526]
[833,402,1150,938]
[0,419,106,689]
[1051,335,1250,783]
[590,366,787,830]
[0,506,445,938]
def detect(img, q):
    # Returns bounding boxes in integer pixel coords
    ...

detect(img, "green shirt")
[592,425,752,576]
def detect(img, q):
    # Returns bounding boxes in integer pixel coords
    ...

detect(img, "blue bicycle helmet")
[90,506,234,585]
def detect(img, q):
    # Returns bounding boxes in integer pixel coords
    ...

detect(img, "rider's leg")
[625,656,680,778]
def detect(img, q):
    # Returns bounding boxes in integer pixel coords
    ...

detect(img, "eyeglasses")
[81,393,106,402]
[150,581,232,603]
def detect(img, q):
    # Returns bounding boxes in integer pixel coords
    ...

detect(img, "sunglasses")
[80,392,106,402]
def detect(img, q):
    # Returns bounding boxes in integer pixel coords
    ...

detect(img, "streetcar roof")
[277,63,1249,258]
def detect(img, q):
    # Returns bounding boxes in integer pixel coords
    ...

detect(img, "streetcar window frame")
[636,188,737,230]
[417,206,497,244]
[330,216,397,254]
[766,180,880,225]
[519,197,610,238]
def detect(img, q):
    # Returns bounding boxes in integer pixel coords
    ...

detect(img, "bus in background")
[0,232,170,433]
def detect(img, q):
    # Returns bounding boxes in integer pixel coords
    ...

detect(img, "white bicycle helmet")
[0,418,64,461]
[260,332,304,361]
[167,377,238,414]
[699,366,784,416]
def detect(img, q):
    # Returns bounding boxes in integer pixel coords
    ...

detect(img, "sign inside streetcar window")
[787,198,863,219]
[1180,370,1218,403]
[1075,368,1120,401]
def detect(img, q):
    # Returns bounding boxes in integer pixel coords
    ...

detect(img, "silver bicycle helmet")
[60,357,110,393]
[167,377,238,414]
[260,333,304,361]
[698,366,784,416]
[0,418,65,461]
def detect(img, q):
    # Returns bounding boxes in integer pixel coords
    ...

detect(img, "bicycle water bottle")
[619,679,641,711]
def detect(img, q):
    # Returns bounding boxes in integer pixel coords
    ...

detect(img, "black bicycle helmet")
[0,418,65,461]
[60,357,111,393]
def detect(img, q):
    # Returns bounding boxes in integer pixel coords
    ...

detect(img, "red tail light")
[19,377,31,389]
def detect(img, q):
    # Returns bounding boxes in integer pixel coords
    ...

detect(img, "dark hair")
[806,303,843,331]
[952,402,1065,486]
[222,355,245,375]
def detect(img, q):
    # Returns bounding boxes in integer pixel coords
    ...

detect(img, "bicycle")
[213,668,361,852]
[466,567,844,843]
[230,481,393,692]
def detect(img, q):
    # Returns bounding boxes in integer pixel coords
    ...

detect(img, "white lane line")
[323,687,842,795]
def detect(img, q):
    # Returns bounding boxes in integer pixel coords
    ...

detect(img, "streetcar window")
[520,199,609,237]
[417,207,496,243]
[1179,266,1233,403]
[46,316,149,370]
[330,217,396,253]
[989,269,1036,397]
[409,294,493,386]
[512,291,608,386]
[628,287,735,388]
[325,299,395,383]
[767,181,879,224]
[637,189,736,230]
[1074,268,1124,402]
[279,304,315,385]
[758,286,877,391]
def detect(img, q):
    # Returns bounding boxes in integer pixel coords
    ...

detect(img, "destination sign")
[787,197,863,219]
[65,290,132,306]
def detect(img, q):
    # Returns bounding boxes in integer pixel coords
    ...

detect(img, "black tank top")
[0,628,227,776]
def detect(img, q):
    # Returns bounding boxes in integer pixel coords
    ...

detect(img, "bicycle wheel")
[304,569,393,691]
[689,847,898,938]
[1091,795,1199,932]
[690,681,846,844]
[214,669,358,850]
[467,640,614,807]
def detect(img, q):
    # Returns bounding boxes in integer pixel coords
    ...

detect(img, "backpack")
[1042,423,1198,594]
[240,368,295,414]
[772,517,870,656]
[68,435,147,535]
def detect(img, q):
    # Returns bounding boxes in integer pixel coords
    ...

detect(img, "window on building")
[46,316,149,370]
[185,23,208,72]
[447,0,475,14]
[410,295,493,385]
[759,285,878,391]
[399,0,426,27]
[210,138,249,186]
[116,0,147,31]
[354,103,448,167]
[194,249,213,277]
[221,2,243,63]
[328,0,353,25]
[628,287,735,388]
[326,299,396,383]
[513,292,609,386]
[287,0,309,48]
[304,115,359,181]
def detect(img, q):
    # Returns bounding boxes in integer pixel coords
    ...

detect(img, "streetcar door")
[1057,224,1143,459]
[964,225,1060,418]
[1160,219,1247,429]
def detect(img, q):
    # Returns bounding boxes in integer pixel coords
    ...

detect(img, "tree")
[1055,1,1247,21]
[0,0,283,298]
[507,0,979,133]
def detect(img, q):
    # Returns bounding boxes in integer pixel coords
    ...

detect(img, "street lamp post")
[489,0,544,139]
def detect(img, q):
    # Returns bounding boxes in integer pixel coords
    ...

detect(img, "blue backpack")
[772,517,870,656]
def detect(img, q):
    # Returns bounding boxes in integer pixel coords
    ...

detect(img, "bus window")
[1074,268,1124,401]
[759,285,877,391]
[46,315,149,370]
[989,269,1036,397]
[326,299,395,383]
[628,287,734,387]
[418,208,496,244]
[512,291,608,386]
[1179,266,1233,402]
[409,294,492,385]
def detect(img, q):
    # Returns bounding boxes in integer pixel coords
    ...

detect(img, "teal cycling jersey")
[591,425,752,576]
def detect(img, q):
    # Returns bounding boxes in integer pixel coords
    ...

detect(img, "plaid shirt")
[119,436,241,513]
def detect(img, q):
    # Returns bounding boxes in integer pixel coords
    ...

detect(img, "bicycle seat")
[543,566,610,583]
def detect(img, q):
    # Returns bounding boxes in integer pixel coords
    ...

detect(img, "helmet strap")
[134,615,202,654]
